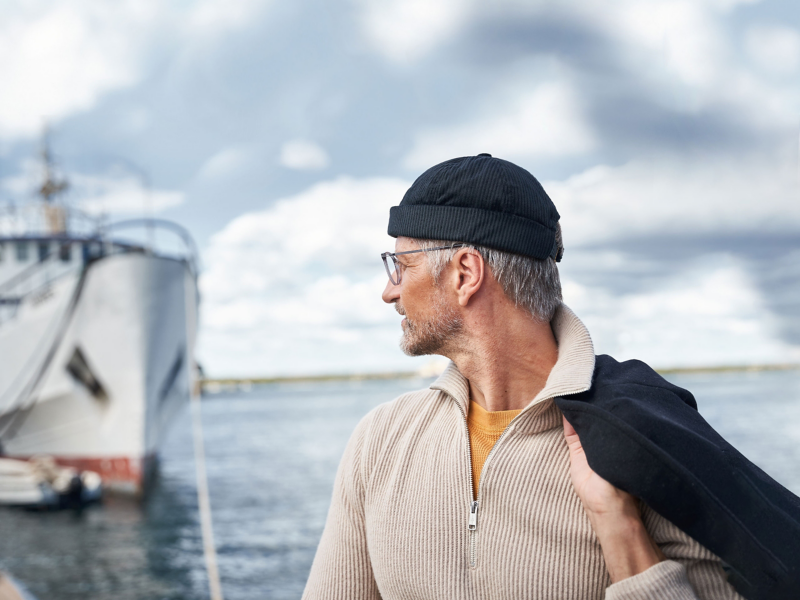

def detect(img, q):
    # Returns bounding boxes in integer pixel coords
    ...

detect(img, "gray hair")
[413,224,563,323]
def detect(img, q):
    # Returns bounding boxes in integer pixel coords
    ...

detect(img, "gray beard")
[397,292,464,357]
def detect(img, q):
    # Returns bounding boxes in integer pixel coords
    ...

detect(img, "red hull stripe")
[8,454,156,493]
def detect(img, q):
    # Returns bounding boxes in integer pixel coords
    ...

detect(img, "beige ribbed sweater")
[303,305,743,600]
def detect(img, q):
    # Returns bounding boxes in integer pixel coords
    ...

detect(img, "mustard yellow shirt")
[467,400,522,498]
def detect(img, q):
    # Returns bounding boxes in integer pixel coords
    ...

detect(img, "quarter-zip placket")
[456,401,520,568]
[455,384,592,568]
[455,402,479,567]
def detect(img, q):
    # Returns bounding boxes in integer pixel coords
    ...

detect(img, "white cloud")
[403,82,596,169]
[355,0,471,64]
[201,176,406,300]
[75,174,184,215]
[1,157,183,216]
[196,157,800,376]
[0,3,144,138]
[702,0,761,10]
[563,254,800,368]
[746,26,800,74]
[465,0,791,127]
[354,0,758,89]
[0,158,39,196]
[594,0,798,129]
[196,165,800,375]
[0,0,268,139]
[279,139,330,171]
[187,0,268,34]
[547,156,800,246]
[198,176,416,377]
[198,146,253,180]
[614,0,726,89]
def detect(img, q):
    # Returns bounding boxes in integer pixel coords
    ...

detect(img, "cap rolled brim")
[388,204,558,260]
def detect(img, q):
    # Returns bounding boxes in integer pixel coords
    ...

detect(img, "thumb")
[562,414,583,452]
[562,414,578,438]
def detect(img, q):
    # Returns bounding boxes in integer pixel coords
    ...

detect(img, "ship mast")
[38,127,69,234]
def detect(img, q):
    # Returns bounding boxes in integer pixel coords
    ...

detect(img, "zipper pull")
[468,501,479,531]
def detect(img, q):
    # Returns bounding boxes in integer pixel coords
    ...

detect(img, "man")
[302,154,775,599]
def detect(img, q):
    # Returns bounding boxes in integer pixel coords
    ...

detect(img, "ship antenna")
[38,125,70,234]
[38,126,69,203]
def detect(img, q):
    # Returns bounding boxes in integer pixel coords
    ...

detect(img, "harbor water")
[0,369,798,600]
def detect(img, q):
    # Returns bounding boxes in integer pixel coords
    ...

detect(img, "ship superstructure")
[0,137,198,494]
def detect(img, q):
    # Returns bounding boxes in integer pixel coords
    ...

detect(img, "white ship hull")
[0,252,198,494]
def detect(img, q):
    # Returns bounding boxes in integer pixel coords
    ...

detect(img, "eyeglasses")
[381,244,465,285]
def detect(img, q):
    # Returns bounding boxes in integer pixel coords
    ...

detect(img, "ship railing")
[0,202,198,272]
[0,204,101,239]
[104,218,200,278]
[0,238,138,326]
[0,219,199,326]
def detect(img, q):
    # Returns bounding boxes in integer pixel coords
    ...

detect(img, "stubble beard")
[397,290,464,357]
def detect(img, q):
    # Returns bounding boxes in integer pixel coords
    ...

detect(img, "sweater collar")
[430,304,596,416]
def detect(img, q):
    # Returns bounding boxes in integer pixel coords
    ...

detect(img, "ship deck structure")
[0,137,199,495]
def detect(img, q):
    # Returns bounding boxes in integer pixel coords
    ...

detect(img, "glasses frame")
[381,244,465,285]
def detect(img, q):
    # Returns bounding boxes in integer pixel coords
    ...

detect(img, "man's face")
[382,237,463,357]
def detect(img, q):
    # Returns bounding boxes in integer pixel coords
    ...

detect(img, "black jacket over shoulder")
[555,355,800,600]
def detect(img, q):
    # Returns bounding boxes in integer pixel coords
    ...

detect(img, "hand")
[562,415,665,583]
[562,414,638,519]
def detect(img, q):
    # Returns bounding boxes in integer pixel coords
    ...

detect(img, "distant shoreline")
[201,362,800,391]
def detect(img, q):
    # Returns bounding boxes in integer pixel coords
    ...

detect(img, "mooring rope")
[191,393,223,600]
[185,270,223,600]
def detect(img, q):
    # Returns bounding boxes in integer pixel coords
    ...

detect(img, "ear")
[452,248,485,307]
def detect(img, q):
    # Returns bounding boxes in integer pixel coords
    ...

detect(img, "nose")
[382,277,400,304]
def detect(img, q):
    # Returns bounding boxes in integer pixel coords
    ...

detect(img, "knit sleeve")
[604,503,744,600]
[302,411,381,600]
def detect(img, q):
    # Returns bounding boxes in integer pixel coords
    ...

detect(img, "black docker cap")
[388,154,562,261]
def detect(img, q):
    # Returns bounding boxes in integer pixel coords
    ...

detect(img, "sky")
[0,0,798,377]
